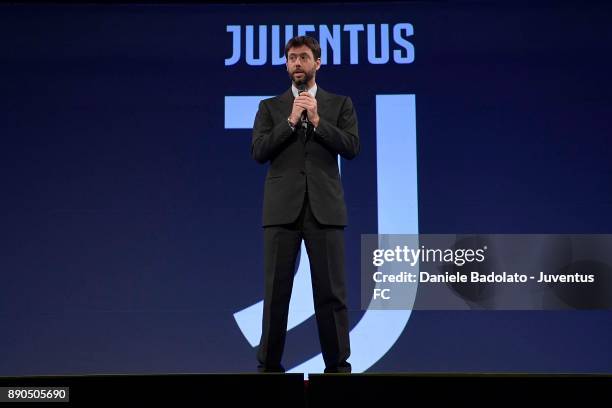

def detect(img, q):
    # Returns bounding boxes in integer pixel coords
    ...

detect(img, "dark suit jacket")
[251,86,359,227]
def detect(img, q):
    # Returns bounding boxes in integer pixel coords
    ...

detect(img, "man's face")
[286,45,321,86]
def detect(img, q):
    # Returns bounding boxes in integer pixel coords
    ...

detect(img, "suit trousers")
[257,191,351,373]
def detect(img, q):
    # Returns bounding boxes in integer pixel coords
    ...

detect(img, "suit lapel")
[279,88,294,120]
[315,86,329,118]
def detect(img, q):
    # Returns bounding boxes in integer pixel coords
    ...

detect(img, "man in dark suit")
[251,36,359,373]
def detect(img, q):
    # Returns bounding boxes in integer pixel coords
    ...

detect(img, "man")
[251,36,359,373]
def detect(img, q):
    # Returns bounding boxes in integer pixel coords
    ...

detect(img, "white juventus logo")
[224,94,419,374]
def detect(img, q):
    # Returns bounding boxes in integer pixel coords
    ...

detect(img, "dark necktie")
[300,119,309,144]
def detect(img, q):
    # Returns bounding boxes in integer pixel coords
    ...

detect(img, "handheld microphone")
[297,84,309,128]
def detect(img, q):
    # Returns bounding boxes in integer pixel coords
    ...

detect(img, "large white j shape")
[225,94,418,374]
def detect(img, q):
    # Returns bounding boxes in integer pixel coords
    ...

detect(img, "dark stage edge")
[308,373,612,406]
[1,373,610,406]
[0,373,304,406]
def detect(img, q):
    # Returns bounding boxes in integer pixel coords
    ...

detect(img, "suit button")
[300,170,306,175]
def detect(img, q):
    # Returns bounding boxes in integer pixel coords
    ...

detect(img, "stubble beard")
[290,68,315,87]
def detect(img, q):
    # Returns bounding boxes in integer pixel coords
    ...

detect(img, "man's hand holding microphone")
[289,88,319,129]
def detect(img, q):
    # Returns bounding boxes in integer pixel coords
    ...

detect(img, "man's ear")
[316,58,321,70]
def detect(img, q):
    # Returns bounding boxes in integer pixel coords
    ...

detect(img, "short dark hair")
[284,36,321,60]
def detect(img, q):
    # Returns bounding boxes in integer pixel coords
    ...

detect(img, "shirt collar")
[291,83,317,98]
